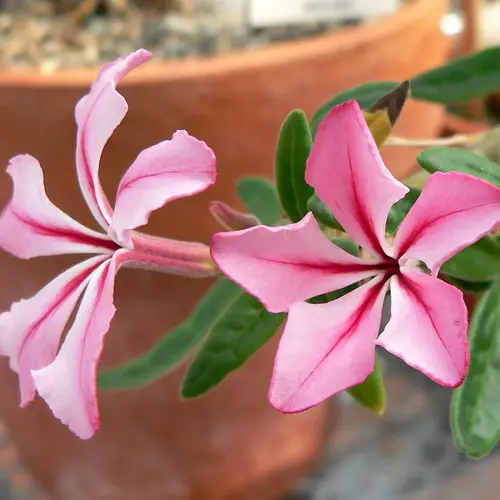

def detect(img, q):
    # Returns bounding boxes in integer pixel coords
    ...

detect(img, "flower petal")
[75,49,152,230]
[0,155,116,258]
[394,172,500,275]
[110,130,216,246]
[0,255,109,407]
[377,267,468,387]
[306,101,409,257]
[270,277,389,412]
[32,250,130,439]
[211,213,383,313]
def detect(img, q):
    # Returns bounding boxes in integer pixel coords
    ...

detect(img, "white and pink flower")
[212,101,500,413]
[0,50,216,438]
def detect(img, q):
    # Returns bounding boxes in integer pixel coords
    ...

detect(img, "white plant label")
[248,0,400,27]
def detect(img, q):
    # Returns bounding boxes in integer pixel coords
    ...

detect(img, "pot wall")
[0,0,449,498]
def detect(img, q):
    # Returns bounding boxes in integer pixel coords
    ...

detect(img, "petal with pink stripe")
[0,155,116,259]
[393,172,500,275]
[377,267,468,387]
[269,276,389,412]
[211,213,383,313]
[306,101,408,257]
[111,130,216,246]
[75,49,152,230]
[32,250,129,439]
[0,255,109,407]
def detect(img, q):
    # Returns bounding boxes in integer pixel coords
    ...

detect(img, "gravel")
[0,0,358,71]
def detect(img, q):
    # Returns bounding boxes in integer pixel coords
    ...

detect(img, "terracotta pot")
[0,1,450,498]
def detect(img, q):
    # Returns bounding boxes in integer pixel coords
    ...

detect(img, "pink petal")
[377,267,468,387]
[75,49,152,230]
[211,212,384,313]
[32,250,129,439]
[0,256,109,406]
[270,277,389,412]
[306,101,409,257]
[393,172,500,275]
[110,130,216,246]
[0,155,117,258]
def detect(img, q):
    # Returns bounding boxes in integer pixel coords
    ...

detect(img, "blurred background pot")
[0,0,450,497]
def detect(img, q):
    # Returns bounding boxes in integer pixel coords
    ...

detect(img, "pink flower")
[0,50,216,438]
[212,101,500,413]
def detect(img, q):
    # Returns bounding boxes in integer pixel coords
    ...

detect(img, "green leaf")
[441,237,500,282]
[450,280,500,458]
[411,47,500,104]
[236,177,282,225]
[98,279,241,390]
[310,81,398,136]
[182,294,285,398]
[307,193,344,231]
[275,110,314,222]
[385,187,421,234]
[331,237,359,257]
[445,276,492,294]
[347,354,386,415]
[418,148,500,187]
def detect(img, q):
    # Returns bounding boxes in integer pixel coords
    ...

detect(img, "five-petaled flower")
[0,49,216,439]
[212,101,500,413]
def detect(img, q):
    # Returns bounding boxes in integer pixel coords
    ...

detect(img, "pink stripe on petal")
[75,50,152,230]
[0,255,109,407]
[110,131,216,246]
[0,156,117,258]
[394,172,500,275]
[211,213,385,313]
[270,276,389,413]
[377,268,468,387]
[32,250,129,439]
[306,101,409,257]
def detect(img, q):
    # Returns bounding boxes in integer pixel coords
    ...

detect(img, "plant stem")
[385,134,482,148]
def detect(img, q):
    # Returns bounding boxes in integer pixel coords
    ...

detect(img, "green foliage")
[275,110,314,222]
[307,193,344,231]
[385,187,421,234]
[236,177,282,225]
[411,47,500,104]
[418,148,500,187]
[182,294,284,398]
[442,237,500,283]
[451,281,500,458]
[98,279,241,390]
[347,354,386,415]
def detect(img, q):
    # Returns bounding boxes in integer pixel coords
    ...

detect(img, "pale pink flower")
[212,101,500,413]
[0,50,216,438]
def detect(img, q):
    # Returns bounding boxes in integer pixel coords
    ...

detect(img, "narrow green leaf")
[275,110,314,222]
[331,237,359,257]
[236,177,282,226]
[347,354,386,415]
[418,148,500,187]
[385,187,421,234]
[445,276,492,294]
[411,47,500,104]
[441,237,500,282]
[98,279,241,390]
[310,81,398,136]
[307,193,344,231]
[182,294,285,398]
[450,280,500,458]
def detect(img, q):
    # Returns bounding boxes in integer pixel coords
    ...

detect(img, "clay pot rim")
[1,0,438,88]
